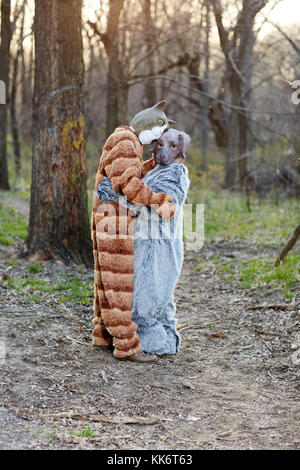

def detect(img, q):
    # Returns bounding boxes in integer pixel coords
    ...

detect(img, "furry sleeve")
[103,137,169,210]
[141,156,156,177]
[97,164,189,218]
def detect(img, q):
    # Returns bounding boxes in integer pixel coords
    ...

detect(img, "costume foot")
[117,351,158,363]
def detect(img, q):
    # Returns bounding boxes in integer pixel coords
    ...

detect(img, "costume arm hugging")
[99,128,175,218]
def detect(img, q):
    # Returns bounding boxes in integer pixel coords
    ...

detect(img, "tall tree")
[142,0,157,107]
[88,0,126,136]
[10,0,27,177]
[210,0,268,188]
[23,0,92,266]
[0,0,11,190]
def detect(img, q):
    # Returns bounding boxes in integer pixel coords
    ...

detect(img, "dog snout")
[160,147,166,158]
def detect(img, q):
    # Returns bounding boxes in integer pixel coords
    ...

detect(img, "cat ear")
[153,100,166,111]
[168,119,176,128]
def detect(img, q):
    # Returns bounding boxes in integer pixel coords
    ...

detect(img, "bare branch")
[210,0,229,54]
[266,19,300,55]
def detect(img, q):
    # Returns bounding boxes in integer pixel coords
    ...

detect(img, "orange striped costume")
[91,126,175,358]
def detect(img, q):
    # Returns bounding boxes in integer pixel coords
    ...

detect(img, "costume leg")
[159,301,181,354]
[92,212,112,346]
[95,202,141,358]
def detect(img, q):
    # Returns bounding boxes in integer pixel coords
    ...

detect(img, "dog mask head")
[154,129,191,166]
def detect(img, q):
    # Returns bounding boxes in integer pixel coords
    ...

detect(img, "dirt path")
[0,196,299,450]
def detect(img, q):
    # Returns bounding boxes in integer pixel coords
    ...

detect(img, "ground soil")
[0,194,299,450]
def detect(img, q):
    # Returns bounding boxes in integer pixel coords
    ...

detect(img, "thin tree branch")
[266,18,300,55]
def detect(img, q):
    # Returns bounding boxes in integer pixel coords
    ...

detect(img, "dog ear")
[178,132,191,160]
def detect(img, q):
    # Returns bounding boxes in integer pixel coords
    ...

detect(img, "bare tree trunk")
[210,0,268,189]
[88,0,127,136]
[84,27,98,140]
[225,107,238,188]
[117,82,129,125]
[142,0,157,107]
[27,31,34,105]
[10,51,22,177]
[10,2,26,177]
[105,52,128,135]
[20,1,27,106]
[106,0,128,133]
[0,0,11,190]
[106,59,119,135]
[106,52,128,135]
[201,1,210,170]
[23,0,92,267]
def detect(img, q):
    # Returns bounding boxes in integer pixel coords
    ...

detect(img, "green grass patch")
[6,258,21,267]
[70,427,96,438]
[7,277,49,291]
[202,253,300,296]
[27,263,43,273]
[239,255,300,291]
[6,274,93,305]
[195,251,300,297]
[195,265,203,271]
[187,191,300,248]
[57,276,93,304]
[0,203,28,245]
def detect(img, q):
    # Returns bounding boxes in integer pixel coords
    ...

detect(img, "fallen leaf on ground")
[205,332,227,339]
